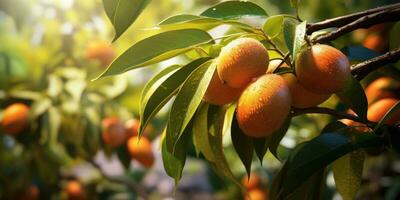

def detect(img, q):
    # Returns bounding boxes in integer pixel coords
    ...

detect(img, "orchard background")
[1,0,400,199]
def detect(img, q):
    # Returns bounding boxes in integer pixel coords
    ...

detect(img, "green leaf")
[159,14,202,25]
[231,113,253,176]
[116,145,131,169]
[161,126,191,184]
[47,107,61,146]
[96,29,213,79]
[263,15,284,39]
[333,150,365,200]
[283,18,298,56]
[166,60,215,152]
[201,1,267,19]
[253,136,270,164]
[288,169,326,200]
[139,58,210,137]
[342,46,380,62]
[30,97,52,120]
[321,121,347,134]
[374,100,400,131]
[193,103,215,161]
[268,117,291,160]
[281,132,383,196]
[292,21,307,61]
[103,0,152,41]
[336,76,368,120]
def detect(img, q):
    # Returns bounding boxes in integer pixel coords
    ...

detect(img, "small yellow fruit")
[127,136,155,168]
[217,38,269,88]
[296,44,351,94]
[237,74,291,138]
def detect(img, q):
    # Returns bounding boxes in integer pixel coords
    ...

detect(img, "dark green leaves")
[336,76,368,120]
[103,0,152,41]
[96,29,213,79]
[201,1,267,19]
[268,117,292,160]
[263,15,284,39]
[283,19,307,59]
[231,113,254,175]
[139,58,210,137]
[166,60,215,152]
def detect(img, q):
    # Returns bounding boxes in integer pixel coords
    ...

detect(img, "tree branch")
[312,8,400,43]
[291,107,372,125]
[89,160,149,200]
[306,3,400,34]
[351,48,400,80]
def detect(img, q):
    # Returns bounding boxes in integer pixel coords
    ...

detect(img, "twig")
[306,3,400,34]
[89,160,149,200]
[291,107,372,125]
[351,48,400,80]
[312,8,400,43]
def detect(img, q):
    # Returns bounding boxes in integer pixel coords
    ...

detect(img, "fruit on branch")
[101,117,126,148]
[244,188,268,200]
[204,70,243,105]
[125,118,154,137]
[127,136,155,168]
[295,44,351,94]
[241,173,262,190]
[85,41,116,67]
[363,34,388,53]
[217,38,269,88]
[1,103,29,135]
[367,98,400,125]
[365,77,400,104]
[65,180,85,200]
[237,74,291,138]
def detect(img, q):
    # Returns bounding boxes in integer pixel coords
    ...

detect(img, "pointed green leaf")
[193,103,215,161]
[336,76,368,120]
[231,113,253,176]
[159,14,202,25]
[268,117,291,160]
[96,29,213,79]
[253,136,270,164]
[293,21,307,61]
[333,150,365,200]
[374,100,400,131]
[103,0,152,41]
[263,15,284,39]
[321,121,348,134]
[166,60,215,152]
[283,18,298,56]
[288,169,326,200]
[116,145,131,169]
[139,58,210,137]
[201,1,267,19]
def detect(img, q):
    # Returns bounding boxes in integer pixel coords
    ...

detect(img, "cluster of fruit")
[203,38,351,138]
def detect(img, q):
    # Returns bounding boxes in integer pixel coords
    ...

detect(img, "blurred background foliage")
[0,0,399,199]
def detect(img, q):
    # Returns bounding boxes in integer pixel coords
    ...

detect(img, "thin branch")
[313,8,400,43]
[306,3,400,34]
[351,48,400,80]
[291,107,372,125]
[89,160,149,200]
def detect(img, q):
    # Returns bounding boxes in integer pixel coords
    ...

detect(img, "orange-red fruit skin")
[244,188,268,200]
[1,103,29,135]
[365,77,400,104]
[237,74,291,138]
[295,44,351,94]
[281,73,331,108]
[127,136,155,168]
[367,98,400,125]
[363,34,387,53]
[242,173,262,190]
[204,70,243,105]
[85,41,116,67]
[66,180,84,200]
[101,117,126,148]
[217,38,269,88]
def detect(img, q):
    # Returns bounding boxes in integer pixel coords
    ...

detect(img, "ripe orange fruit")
[281,72,331,108]
[101,117,126,148]
[295,44,351,94]
[204,70,243,105]
[237,74,291,138]
[367,98,400,125]
[85,41,116,67]
[242,173,262,190]
[127,136,155,168]
[245,188,268,200]
[125,118,154,138]
[1,103,29,135]
[217,38,269,88]
[66,180,85,200]
[365,77,400,104]
[363,34,387,53]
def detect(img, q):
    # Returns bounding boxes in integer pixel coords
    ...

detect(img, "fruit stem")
[351,48,400,80]
[291,107,373,126]
[306,3,400,34]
